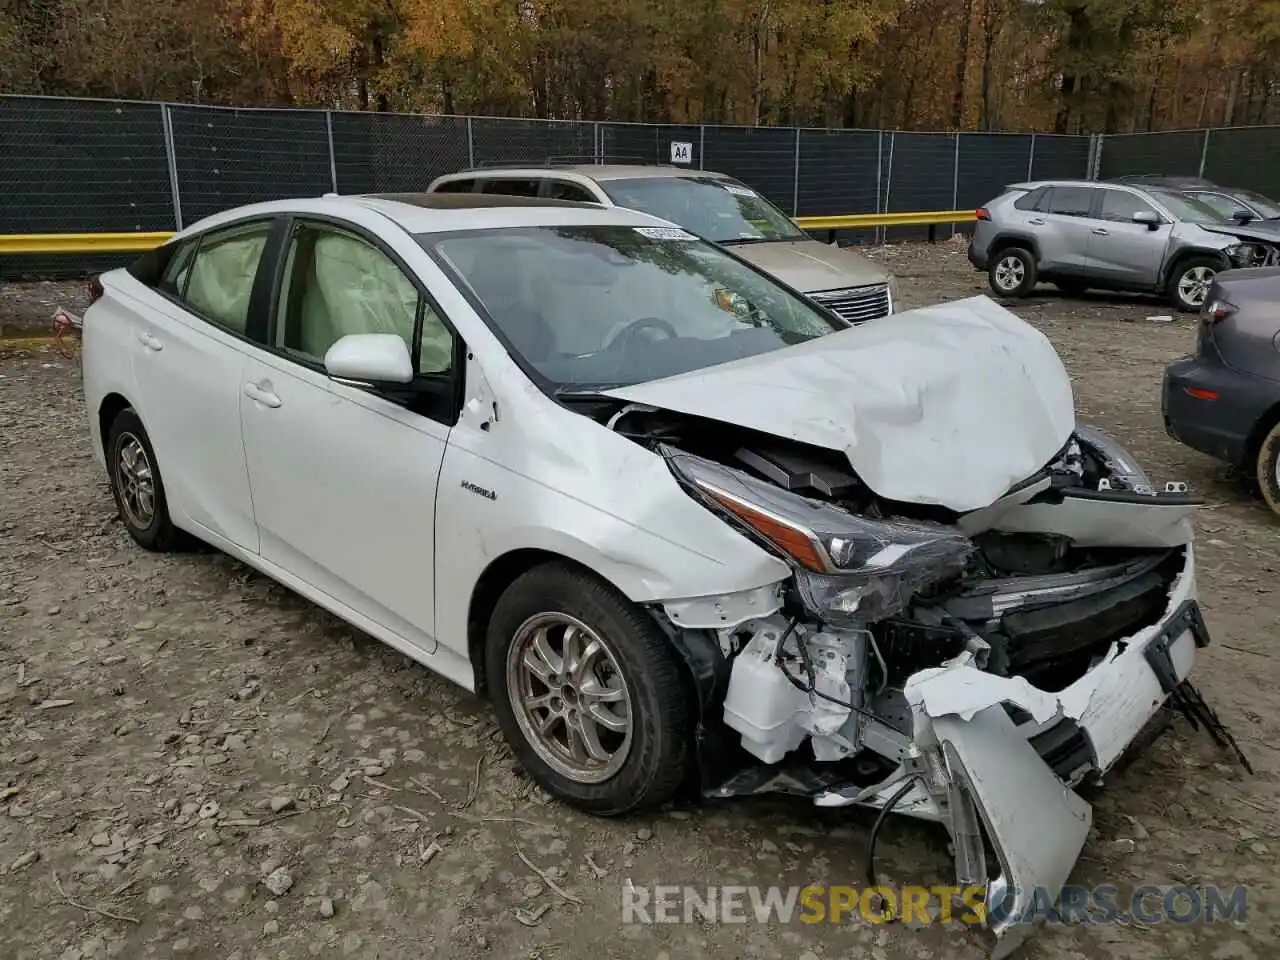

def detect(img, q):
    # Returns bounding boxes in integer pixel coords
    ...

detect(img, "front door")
[1084,189,1171,288]
[239,219,461,653]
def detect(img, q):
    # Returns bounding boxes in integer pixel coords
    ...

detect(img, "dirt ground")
[1,242,1276,960]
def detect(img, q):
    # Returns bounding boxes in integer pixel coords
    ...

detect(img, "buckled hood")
[605,295,1076,513]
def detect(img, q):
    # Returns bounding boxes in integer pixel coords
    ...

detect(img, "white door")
[239,220,460,654]
[130,219,276,553]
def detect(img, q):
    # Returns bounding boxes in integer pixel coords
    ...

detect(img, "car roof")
[438,164,734,183]
[173,192,673,240]
[1111,174,1218,189]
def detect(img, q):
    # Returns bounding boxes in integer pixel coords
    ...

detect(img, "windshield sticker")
[634,226,698,241]
[722,184,758,198]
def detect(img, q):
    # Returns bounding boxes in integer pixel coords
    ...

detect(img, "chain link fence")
[10,94,1280,275]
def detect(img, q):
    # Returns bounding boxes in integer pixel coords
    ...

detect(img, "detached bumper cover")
[907,544,1201,952]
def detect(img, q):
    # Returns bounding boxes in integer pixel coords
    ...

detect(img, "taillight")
[975,207,991,221]
[1202,298,1236,323]
[88,275,104,304]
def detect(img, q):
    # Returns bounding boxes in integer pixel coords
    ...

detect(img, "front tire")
[1169,256,1220,313]
[106,408,184,551]
[485,563,692,816]
[1254,421,1280,519]
[988,247,1038,298]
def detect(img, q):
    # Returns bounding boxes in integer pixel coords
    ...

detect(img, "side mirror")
[1132,210,1160,230]
[323,333,413,385]
[1230,208,1254,224]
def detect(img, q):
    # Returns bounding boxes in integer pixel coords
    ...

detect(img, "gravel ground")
[1,242,1277,960]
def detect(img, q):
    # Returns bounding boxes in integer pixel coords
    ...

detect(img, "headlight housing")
[663,447,973,623]
[1073,424,1152,492]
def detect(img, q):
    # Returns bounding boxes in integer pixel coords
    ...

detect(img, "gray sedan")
[1163,266,1280,514]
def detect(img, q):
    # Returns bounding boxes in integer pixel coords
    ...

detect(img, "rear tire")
[106,408,185,552]
[988,247,1038,298]
[485,562,692,816]
[1168,256,1220,313]
[1254,420,1280,518]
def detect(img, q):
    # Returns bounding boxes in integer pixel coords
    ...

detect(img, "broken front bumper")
[907,543,1203,955]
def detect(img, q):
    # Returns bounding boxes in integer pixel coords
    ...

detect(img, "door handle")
[1091,228,1109,236]
[243,381,281,408]
[1027,217,1046,225]
[136,331,163,351]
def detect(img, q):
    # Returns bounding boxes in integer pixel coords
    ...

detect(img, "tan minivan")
[427,165,898,324]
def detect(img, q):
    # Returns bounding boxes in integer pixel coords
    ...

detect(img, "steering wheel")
[603,316,679,353]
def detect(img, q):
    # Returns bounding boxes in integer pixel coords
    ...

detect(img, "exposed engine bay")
[563,392,1251,955]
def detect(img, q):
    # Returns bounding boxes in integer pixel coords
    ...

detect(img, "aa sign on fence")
[670,141,693,164]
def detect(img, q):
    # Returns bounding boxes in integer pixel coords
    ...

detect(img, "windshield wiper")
[718,236,781,246]
[553,383,628,399]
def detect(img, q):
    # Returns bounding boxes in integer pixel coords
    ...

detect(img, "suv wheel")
[1169,257,1220,312]
[988,248,1037,298]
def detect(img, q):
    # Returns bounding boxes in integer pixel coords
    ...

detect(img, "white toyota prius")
[82,192,1235,954]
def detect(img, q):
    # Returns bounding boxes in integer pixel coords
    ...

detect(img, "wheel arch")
[467,548,620,697]
[988,232,1041,261]
[97,392,134,454]
[1160,248,1230,288]
[464,548,719,711]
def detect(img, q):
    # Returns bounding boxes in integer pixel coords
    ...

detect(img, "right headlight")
[663,447,973,623]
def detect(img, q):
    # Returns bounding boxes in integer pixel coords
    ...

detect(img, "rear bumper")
[1162,356,1269,465]
[968,241,988,271]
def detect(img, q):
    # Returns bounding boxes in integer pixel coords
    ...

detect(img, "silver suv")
[428,165,897,324]
[969,179,1280,311]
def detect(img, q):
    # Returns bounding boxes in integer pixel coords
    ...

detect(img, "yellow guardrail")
[794,209,977,230]
[0,209,978,255]
[0,231,175,255]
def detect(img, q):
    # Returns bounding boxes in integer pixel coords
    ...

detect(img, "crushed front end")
[615,412,1246,956]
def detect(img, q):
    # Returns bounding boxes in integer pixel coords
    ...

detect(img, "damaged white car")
[81,194,1248,956]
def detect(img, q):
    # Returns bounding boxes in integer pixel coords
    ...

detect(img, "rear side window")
[159,241,199,297]
[1043,187,1096,217]
[543,180,596,202]
[182,221,274,335]
[1013,187,1046,211]
[433,178,477,194]
[480,179,541,197]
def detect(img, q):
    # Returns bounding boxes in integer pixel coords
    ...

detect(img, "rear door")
[1084,188,1172,288]
[128,218,281,552]
[1033,185,1100,275]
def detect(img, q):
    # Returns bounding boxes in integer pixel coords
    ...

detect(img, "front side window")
[1144,189,1222,225]
[599,177,806,244]
[276,223,452,374]
[1099,190,1158,223]
[182,221,273,334]
[425,225,839,391]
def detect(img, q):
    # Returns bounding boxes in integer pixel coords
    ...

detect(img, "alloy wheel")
[1177,266,1215,307]
[994,255,1025,292]
[116,433,156,529]
[505,612,633,784]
